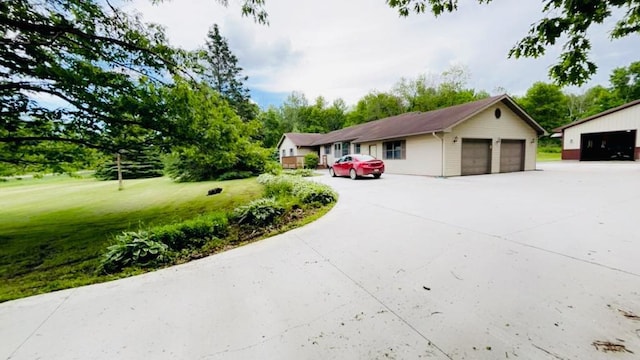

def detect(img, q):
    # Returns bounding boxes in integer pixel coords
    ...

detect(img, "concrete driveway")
[2,162,640,359]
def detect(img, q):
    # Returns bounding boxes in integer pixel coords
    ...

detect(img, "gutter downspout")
[432,132,445,177]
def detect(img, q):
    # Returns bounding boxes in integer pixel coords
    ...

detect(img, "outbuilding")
[555,99,640,161]
[278,95,546,176]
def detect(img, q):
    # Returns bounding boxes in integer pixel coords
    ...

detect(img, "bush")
[217,171,253,181]
[263,160,282,175]
[304,153,319,169]
[99,231,170,273]
[232,197,285,226]
[259,174,298,198]
[257,174,338,206]
[283,168,315,177]
[292,181,338,205]
[153,213,228,251]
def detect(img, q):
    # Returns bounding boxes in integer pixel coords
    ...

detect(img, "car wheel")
[373,174,381,179]
[329,167,336,177]
[349,168,357,180]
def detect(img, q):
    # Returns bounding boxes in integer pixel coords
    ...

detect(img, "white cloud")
[129,0,640,106]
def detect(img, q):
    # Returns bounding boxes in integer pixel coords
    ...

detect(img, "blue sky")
[130,0,640,110]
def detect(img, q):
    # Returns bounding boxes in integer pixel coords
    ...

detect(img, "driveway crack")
[6,289,76,359]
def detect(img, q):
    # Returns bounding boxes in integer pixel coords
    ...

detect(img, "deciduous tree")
[384,0,640,86]
[519,82,569,132]
[0,0,181,170]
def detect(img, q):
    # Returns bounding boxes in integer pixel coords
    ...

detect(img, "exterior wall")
[278,136,297,163]
[384,135,442,176]
[296,147,315,156]
[444,105,538,176]
[277,136,318,163]
[562,104,640,152]
[324,136,442,176]
[561,149,580,160]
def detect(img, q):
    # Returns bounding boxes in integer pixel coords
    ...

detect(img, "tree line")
[257,61,640,148]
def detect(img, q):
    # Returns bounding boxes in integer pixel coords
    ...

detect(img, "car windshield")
[353,154,376,161]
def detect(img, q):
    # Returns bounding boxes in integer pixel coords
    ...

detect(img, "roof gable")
[554,99,640,132]
[277,132,326,148]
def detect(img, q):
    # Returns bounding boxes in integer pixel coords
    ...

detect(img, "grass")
[537,152,562,161]
[0,175,263,302]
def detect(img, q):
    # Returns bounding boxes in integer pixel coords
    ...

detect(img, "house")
[554,99,640,161]
[278,94,546,176]
[276,133,326,168]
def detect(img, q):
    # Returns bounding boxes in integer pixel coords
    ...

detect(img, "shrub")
[283,168,315,177]
[232,197,285,226]
[256,173,276,185]
[292,181,338,205]
[217,171,253,181]
[99,231,170,273]
[263,160,282,175]
[260,174,298,198]
[153,213,228,251]
[304,153,319,169]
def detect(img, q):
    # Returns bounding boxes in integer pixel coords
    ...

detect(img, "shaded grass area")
[0,176,263,302]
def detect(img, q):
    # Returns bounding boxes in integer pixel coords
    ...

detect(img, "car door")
[339,156,353,176]
[333,156,344,176]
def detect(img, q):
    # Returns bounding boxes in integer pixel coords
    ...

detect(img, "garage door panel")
[461,139,492,176]
[500,140,525,173]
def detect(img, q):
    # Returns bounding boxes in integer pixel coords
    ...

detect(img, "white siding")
[277,136,317,163]
[444,105,538,176]
[563,104,640,150]
[355,135,442,176]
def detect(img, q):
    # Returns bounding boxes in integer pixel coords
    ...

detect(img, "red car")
[329,154,385,179]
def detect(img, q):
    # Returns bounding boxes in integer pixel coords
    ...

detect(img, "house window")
[354,144,361,154]
[281,149,285,157]
[289,148,294,156]
[383,140,406,160]
[342,142,350,156]
[333,143,341,157]
[324,145,331,155]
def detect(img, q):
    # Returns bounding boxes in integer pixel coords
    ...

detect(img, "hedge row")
[99,174,337,274]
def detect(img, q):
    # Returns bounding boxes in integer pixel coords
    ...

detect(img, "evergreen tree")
[199,25,257,121]
[94,149,164,180]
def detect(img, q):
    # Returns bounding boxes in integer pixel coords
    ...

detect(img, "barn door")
[461,139,492,176]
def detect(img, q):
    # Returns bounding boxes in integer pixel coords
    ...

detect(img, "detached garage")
[556,99,640,161]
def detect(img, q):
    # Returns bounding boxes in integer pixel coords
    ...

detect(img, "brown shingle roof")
[278,95,544,148]
[278,132,326,147]
[310,94,544,145]
[553,98,640,133]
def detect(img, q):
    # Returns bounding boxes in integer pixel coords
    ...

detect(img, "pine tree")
[200,25,257,121]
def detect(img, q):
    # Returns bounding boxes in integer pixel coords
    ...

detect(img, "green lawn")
[0,176,263,302]
[537,152,562,161]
